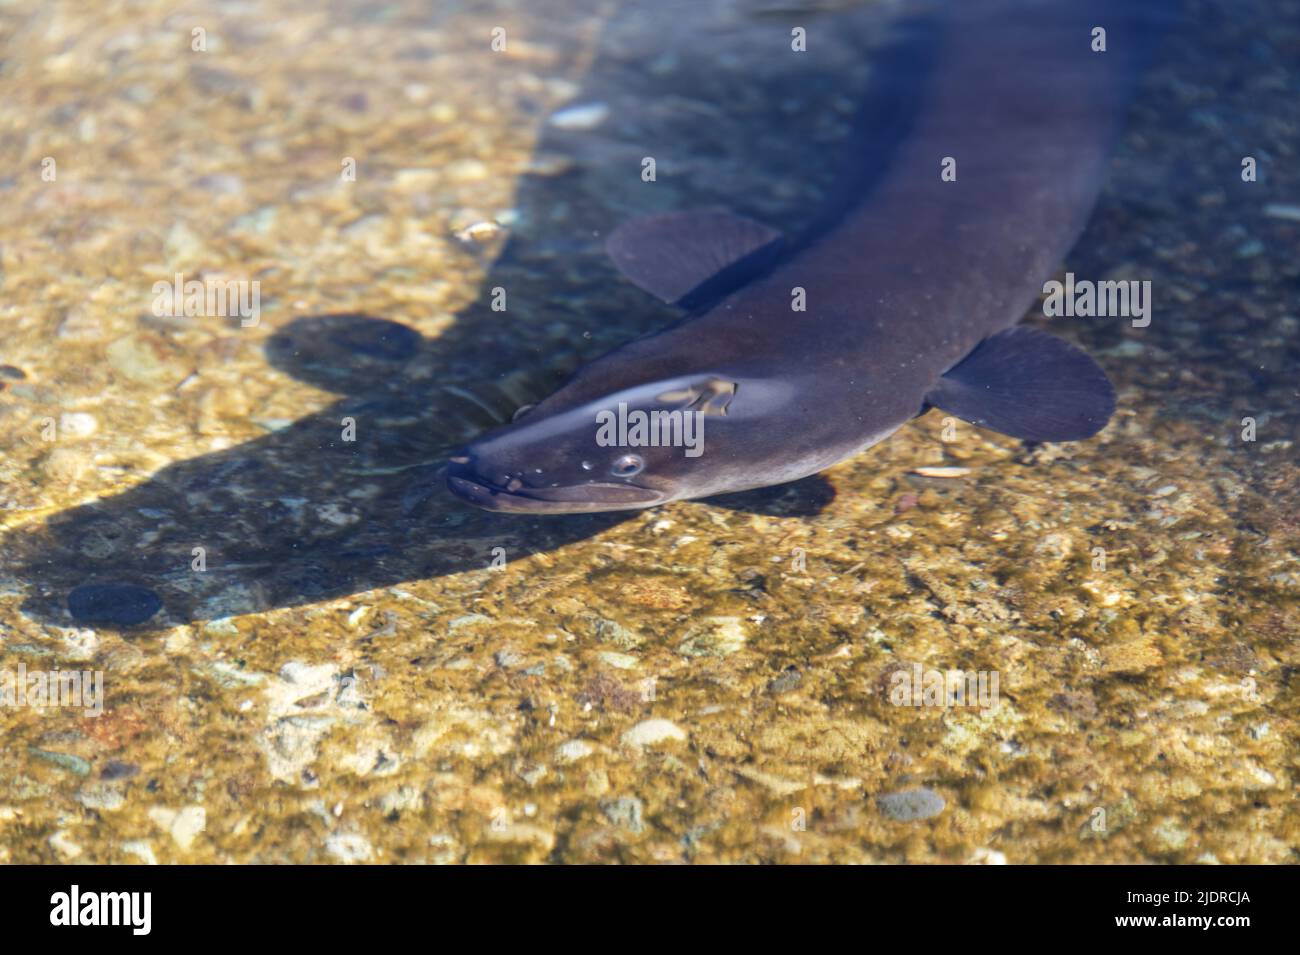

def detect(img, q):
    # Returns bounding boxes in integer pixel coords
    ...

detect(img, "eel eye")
[610,453,644,478]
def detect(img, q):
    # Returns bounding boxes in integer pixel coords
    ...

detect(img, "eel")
[447,0,1165,513]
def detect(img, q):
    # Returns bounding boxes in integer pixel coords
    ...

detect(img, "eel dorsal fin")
[925,326,1115,442]
[605,211,784,311]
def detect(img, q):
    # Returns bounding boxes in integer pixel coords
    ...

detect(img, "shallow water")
[0,0,1296,863]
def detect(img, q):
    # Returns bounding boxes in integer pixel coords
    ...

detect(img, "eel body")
[448,0,1159,513]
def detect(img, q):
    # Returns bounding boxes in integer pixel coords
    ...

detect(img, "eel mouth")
[446,466,666,514]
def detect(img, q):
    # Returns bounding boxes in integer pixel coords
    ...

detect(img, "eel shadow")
[10,312,628,630]
[3,1,882,631]
[9,312,835,631]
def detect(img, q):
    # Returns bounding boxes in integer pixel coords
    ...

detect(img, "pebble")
[453,219,502,243]
[444,158,489,182]
[1263,202,1300,222]
[910,466,971,479]
[877,787,946,821]
[106,333,185,385]
[164,221,206,266]
[67,583,162,627]
[447,613,492,634]
[49,830,83,860]
[325,832,374,862]
[280,661,335,687]
[121,840,157,865]
[259,716,334,783]
[587,615,642,649]
[548,101,609,130]
[57,306,104,341]
[77,784,125,812]
[193,173,244,196]
[377,786,422,815]
[232,206,276,234]
[481,822,554,852]
[494,648,523,669]
[28,748,91,777]
[515,762,547,787]
[203,618,240,638]
[148,805,206,851]
[197,386,251,432]
[767,667,803,695]
[597,650,638,669]
[524,153,574,176]
[206,661,264,687]
[100,760,139,781]
[1151,819,1190,852]
[735,766,804,796]
[555,739,594,764]
[600,796,645,834]
[1034,531,1073,560]
[57,412,97,438]
[43,446,91,483]
[621,719,686,748]
[677,616,747,658]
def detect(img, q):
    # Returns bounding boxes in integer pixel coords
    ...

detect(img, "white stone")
[555,740,594,764]
[58,412,98,438]
[122,840,158,865]
[148,805,206,851]
[325,832,374,863]
[549,101,609,130]
[622,719,686,748]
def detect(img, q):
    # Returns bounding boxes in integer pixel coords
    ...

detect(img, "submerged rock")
[621,719,687,748]
[600,796,645,834]
[67,584,162,627]
[877,788,946,822]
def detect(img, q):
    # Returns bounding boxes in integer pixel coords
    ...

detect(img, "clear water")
[0,0,1295,863]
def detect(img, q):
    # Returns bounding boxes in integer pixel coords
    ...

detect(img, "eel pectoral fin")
[924,326,1116,442]
[604,211,784,311]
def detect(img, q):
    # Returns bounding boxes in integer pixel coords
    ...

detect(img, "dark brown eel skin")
[448,0,1170,514]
